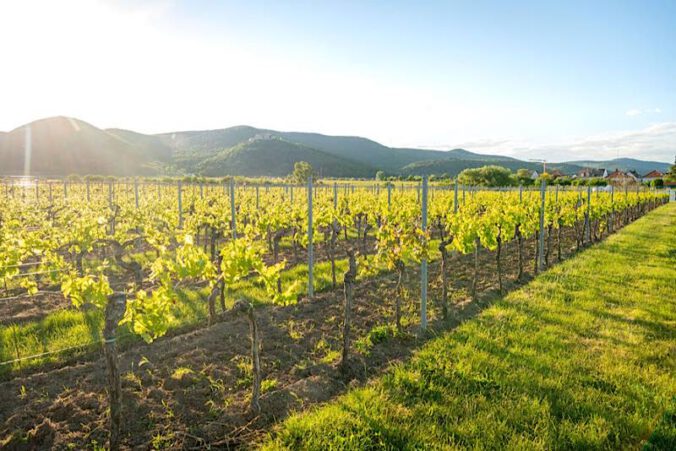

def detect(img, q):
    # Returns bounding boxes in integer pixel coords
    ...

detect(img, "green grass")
[263,203,676,450]
[0,288,211,375]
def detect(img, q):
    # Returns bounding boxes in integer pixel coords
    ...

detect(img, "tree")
[587,177,607,187]
[572,177,606,187]
[515,168,535,186]
[290,161,314,183]
[536,173,554,185]
[665,156,676,183]
[458,165,514,187]
[375,170,385,181]
[651,178,664,188]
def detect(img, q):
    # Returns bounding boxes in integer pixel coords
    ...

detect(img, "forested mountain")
[196,137,374,178]
[0,116,670,178]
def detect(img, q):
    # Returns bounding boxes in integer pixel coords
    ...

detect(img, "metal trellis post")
[454,181,459,213]
[538,180,546,272]
[421,176,428,331]
[230,179,237,239]
[307,176,314,298]
[178,181,183,229]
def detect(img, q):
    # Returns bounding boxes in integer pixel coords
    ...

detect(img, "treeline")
[11,156,676,188]
[23,174,273,185]
[457,166,604,187]
[382,167,629,187]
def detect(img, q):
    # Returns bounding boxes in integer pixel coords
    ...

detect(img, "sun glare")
[10,176,36,188]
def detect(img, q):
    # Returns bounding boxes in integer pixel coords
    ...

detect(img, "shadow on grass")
[263,204,675,450]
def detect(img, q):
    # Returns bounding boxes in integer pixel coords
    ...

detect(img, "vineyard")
[0,178,670,449]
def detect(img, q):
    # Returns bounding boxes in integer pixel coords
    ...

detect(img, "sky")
[0,0,674,162]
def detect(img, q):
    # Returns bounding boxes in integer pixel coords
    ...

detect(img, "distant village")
[529,167,668,186]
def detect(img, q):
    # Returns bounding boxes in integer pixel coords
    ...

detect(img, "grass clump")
[355,324,399,354]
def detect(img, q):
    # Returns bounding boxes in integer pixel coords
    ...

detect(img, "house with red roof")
[606,169,639,186]
[641,170,664,183]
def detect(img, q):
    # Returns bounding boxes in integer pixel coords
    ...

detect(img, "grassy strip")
[263,203,676,450]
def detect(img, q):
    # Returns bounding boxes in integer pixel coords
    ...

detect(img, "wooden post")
[341,250,357,371]
[233,300,261,413]
[103,293,127,451]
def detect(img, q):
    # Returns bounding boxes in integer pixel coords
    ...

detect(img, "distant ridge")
[0,116,670,177]
[0,117,166,176]
[562,158,671,174]
[197,137,374,178]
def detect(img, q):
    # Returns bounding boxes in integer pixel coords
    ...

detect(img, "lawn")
[263,203,676,450]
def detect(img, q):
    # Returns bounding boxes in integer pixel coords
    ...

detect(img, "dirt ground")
[0,291,71,327]
[0,221,598,450]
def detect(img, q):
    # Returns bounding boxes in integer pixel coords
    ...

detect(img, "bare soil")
[0,291,71,326]
[0,221,593,450]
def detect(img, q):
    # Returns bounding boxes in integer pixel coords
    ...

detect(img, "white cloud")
[437,123,676,163]
[625,107,662,116]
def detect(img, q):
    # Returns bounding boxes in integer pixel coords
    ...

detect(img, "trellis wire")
[0,290,62,303]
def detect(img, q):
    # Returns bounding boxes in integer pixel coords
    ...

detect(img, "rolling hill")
[276,132,447,171]
[154,126,447,172]
[105,128,173,161]
[197,136,374,178]
[155,125,262,159]
[0,116,671,178]
[0,117,166,176]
